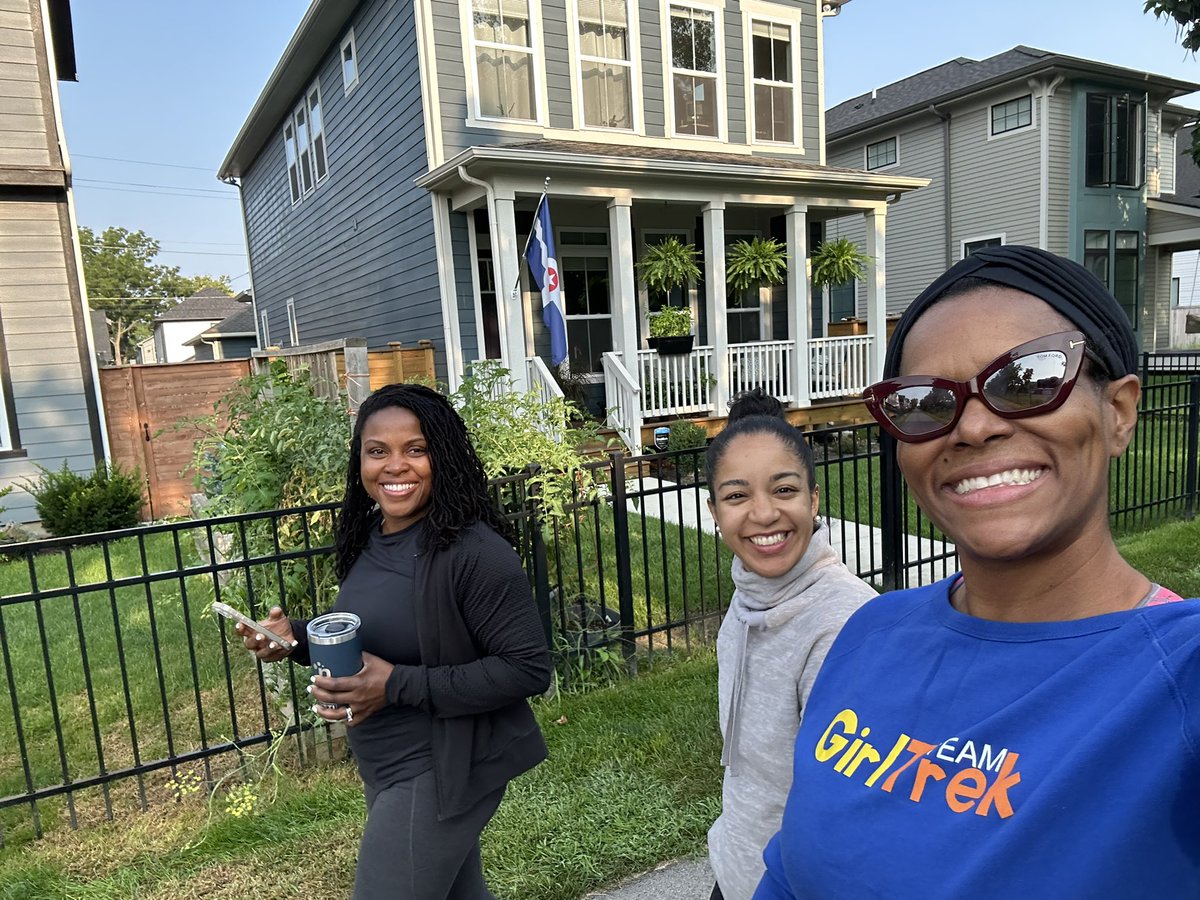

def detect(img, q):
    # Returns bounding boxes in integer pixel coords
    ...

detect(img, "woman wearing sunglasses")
[754,245,1200,898]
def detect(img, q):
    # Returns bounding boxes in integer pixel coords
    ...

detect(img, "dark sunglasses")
[863,331,1107,443]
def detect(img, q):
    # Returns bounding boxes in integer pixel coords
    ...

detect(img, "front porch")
[417,141,926,451]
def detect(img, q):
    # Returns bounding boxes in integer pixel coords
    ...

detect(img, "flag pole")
[511,176,551,300]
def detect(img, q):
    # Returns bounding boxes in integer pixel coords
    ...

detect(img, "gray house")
[219,0,926,448]
[151,287,246,363]
[824,45,1200,351]
[182,299,259,360]
[0,0,108,523]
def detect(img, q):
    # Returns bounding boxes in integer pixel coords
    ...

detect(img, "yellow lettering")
[865,733,910,788]
[815,708,858,763]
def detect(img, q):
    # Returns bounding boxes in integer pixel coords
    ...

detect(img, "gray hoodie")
[707,520,876,900]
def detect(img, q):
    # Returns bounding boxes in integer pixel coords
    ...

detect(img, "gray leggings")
[354,769,505,900]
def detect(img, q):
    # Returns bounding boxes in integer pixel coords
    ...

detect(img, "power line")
[74,153,216,172]
[80,243,247,258]
[76,184,239,200]
[77,177,233,195]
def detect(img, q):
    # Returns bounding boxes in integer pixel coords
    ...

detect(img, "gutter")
[1035,76,1065,250]
[927,103,952,267]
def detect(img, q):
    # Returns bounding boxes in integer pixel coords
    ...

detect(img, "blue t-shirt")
[754,576,1200,899]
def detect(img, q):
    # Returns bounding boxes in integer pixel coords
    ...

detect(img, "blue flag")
[524,195,568,366]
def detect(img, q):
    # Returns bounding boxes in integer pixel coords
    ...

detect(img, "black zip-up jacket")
[292,519,552,819]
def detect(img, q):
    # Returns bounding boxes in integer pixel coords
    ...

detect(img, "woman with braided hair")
[237,383,552,899]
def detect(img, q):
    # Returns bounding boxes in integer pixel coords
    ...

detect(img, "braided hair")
[334,383,512,581]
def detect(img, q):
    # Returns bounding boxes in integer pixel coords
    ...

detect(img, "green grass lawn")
[0,650,723,900]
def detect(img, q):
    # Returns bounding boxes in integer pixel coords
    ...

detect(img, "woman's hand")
[308,651,394,728]
[235,606,295,663]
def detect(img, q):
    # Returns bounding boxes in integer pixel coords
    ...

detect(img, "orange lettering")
[880,739,936,793]
[975,752,1021,818]
[908,757,947,803]
[945,767,987,813]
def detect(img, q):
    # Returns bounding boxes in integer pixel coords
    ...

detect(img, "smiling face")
[358,405,434,535]
[707,431,820,578]
[895,285,1139,566]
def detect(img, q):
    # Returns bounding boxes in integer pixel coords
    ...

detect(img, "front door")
[559,231,613,375]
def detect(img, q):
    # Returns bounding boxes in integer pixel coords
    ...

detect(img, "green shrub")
[648,305,693,338]
[25,461,143,537]
[665,419,708,453]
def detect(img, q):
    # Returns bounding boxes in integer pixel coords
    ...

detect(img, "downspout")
[927,103,952,267]
[1035,76,1065,250]
[457,165,511,371]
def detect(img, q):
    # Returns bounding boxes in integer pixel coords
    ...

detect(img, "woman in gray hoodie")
[706,391,876,900]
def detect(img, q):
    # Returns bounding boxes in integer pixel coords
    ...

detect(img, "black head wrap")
[883,245,1138,380]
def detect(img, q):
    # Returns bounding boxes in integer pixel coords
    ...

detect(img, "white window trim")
[661,0,727,142]
[1161,129,1178,195]
[340,29,360,95]
[638,228,698,348]
[282,77,328,205]
[306,81,328,186]
[986,93,1036,141]
[726,229,768,340]
[960,232,1007,260]
[741,2,802,150]
[260,311,271,347]
[565,0,643,134]
[865,135,898,171]
[286,298,299,346]
[0,374,13,452]
[461,0,548,128]
[283,120,301,206]
[558,228,612,382]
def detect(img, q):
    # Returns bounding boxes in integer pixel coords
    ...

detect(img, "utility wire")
[76,184,239,200]
[74,154,215,172]
[76,177,232,195]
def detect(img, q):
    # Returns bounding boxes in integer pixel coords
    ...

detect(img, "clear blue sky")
[58,0,1200,292]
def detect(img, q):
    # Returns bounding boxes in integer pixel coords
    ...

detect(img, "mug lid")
[307,612,361,645]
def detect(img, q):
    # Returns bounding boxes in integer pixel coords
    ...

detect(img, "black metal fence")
[1,366,1197,844]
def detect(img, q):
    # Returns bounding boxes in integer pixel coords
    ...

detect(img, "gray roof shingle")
[157,289,246,322]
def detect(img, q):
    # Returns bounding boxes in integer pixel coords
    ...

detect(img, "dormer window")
[471,0,538,121]
[669,3,720,138]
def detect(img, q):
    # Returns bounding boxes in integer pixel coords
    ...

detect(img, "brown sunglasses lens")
[980,351,1069,413]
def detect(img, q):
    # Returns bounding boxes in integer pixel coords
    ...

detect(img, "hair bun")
[728,387,785,423]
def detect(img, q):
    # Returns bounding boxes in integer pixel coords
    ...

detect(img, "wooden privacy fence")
[100,360,252,520]
[101,339,438,521]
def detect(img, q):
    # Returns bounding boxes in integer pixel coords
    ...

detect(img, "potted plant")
[647,305,695,354]
[637,237,701,354]
[726,236,788,293]
[811,237,870,291]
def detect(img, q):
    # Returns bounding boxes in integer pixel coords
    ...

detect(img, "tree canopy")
[1145,0,1200,51]
[79,226,232,365]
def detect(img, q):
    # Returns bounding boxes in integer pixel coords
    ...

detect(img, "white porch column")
[703,201,729,413]
[786,205,811,408]
[607,196,639,378]
[494,194,530,391]
[864,205,888,384]
[429,193,464,390]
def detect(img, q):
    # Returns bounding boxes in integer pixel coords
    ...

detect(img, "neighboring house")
[151,287,246,363]
[1167,127,1200,349]
[218,0,926,448]
[182,298,259,360]
[824,45,1199,352]
[0,0,109,523]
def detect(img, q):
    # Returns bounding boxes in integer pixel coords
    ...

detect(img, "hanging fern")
[811,237,871,289]
[726,237,788,292]
[636,237,702,296]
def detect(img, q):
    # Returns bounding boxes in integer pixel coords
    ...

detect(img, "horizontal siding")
[1148,207,1200,233]
[0,0,48,169]
[0,195,96,521]
[449,209,479,362]
[1045,90,1070,257]
[827,116,947,316]
[241,0,443,374]
[797,0,818,157]
[724,1,745,144]
[639,0,665,136]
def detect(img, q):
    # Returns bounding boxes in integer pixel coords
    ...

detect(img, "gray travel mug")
[307,612,364,708]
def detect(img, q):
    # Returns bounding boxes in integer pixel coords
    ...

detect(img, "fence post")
[879,433,905,591]
[343,338,370,414]
[525,467,555,648]
[1186,377,1200,520]
[608,449,638,675]
[388,342,404,382]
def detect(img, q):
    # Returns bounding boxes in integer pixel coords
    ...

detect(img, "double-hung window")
[575,0,634,130]
[1086,93,1145,188]
[341,29,360,94]
[471,0,537,121]
[286,298,300,346]
[750,19,794,144]
[669,4,719,137]
[865,136,897,170]
[283,79,328,205]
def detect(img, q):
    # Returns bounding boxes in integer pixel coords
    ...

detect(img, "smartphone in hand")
[211,601,295,650]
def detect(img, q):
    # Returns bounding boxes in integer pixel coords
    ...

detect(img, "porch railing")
[635,345,715,417]
[526,356,566,441]
[728,340,795,404]
[808,334,873,400]
[601,351,643,452]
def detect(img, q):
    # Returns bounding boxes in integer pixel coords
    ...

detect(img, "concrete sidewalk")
[583,857,714,899]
